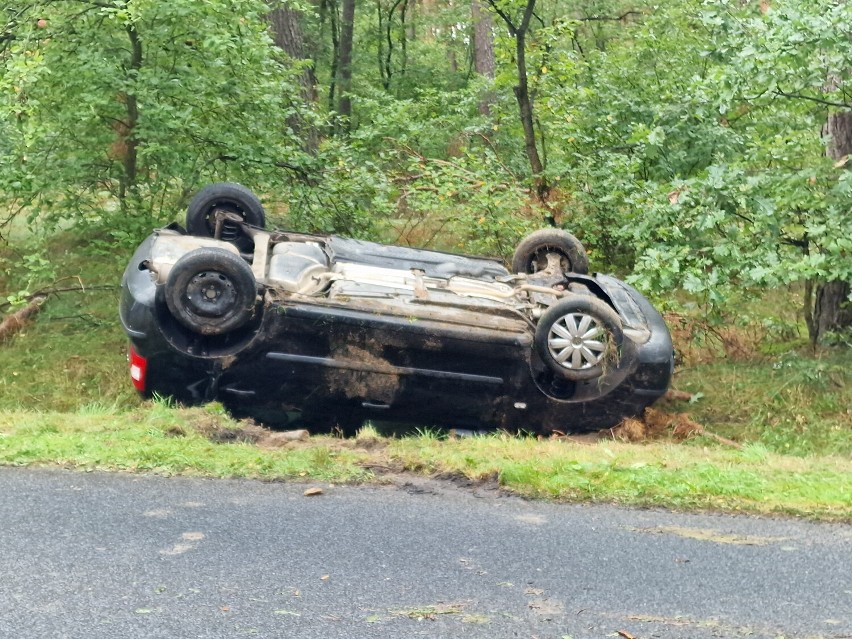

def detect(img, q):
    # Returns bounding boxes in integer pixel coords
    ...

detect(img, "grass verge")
[389,432,852,519]
[0,405,849,521]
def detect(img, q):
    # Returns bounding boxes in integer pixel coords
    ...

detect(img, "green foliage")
[0,241,56,305]
[351,85,489,161]
[269,138,393,238]
[609,0,852,318]
[393,145,538,255]
[2,0,850,329]
[0,0,311,233]
[677,351,852,457]
[346,85,541,253]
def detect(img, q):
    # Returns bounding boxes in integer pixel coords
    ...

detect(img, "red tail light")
[128,345,147,392]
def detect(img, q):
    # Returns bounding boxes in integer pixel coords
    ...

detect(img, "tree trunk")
[268,4,319,151]
[813,280,852,341]
[814,110,852,343]
[378,0,407,92]
[471,0,495,115]
[120,23,143,209]
[324,0,340,116]
[471,0,495,79]
[824,110,852,160]
[399,0,409,83]
[269,6,318,100]
[486,0,548,199]
[513,28,543,177]
[336,0,356,132]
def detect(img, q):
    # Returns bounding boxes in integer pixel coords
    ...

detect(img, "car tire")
[165,247,258,336]
[186,182,266,251]
[511,229,589,275]
[534,296,623,381]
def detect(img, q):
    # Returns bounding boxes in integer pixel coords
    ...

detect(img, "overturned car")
[120,183,673,434]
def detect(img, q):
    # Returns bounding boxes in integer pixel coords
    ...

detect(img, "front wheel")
[534,296,623,381]
[165,247,258,336]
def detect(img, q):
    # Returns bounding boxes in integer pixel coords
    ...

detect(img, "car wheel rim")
[184,271,239,318]
[546,312,607,370]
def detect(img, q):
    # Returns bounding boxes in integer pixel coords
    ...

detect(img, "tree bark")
[378,0,407,91]
[514,27,543,176]
[324,0,340,115]
[336,0,356,132]
[268,4,319,151]
[268,5,318,102]
[400,0,409,82]
[471,0,495,115]
[120,23,143,208]
[814,110,852,343]
[813,279,852,340]
[824,110,852,160]
[471,0,495,79]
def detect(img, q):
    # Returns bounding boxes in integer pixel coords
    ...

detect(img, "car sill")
[266,352,504,385]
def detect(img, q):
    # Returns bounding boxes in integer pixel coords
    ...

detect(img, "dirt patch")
[324,342,400,403]
[209,425,268,445]
[607,407,740,447]
[350,432,389,451]
[391,470,510,500]
[634,525,788,546]
[613,417,648,442]
[181,410,396,455]
[258,430,311,447]
[433,469,500,490]
[552,406,740,448]
[182,412,314,448]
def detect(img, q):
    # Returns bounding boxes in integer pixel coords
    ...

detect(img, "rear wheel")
[186,182,266,251]
[512,229,589,275]
[534,296,622,381]
[165,247,258,336]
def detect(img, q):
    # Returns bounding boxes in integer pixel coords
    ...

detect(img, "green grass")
[0,233,139,411]
[0,405,369,481]
[0,404,848,519]
[1,230,851,519]
[673,352,852,457]
[389,434,851,518]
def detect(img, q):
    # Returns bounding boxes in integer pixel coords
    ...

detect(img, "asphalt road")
[0,467,849,639]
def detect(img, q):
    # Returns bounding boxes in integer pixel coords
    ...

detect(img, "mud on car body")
[120,183,673,434]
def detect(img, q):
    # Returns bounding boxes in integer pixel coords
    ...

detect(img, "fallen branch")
[664,389,694,401]
[700,429,744,450]
[0,282,115,314]
[0,294,48,342]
